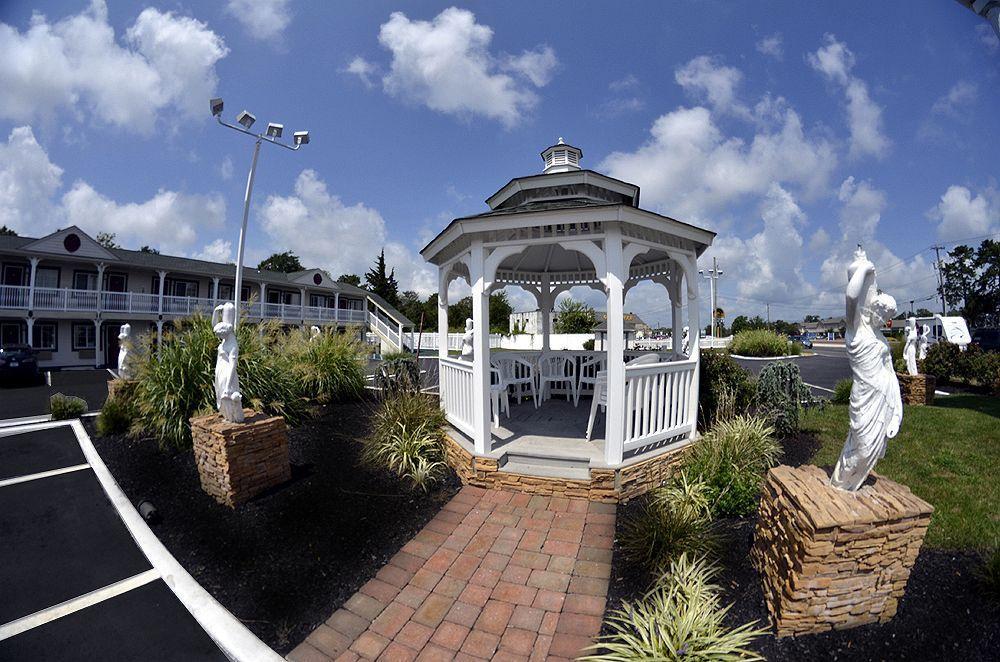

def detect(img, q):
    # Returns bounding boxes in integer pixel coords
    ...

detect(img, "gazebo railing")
[439,357,475,437]
[623,358,697,452]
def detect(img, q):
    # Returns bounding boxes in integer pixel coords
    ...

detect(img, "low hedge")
[729,329,793,358]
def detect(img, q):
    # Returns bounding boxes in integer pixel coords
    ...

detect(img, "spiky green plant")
[683,415,781,517]
[363,391,448,491]
[583,554,767,661]
[620,473,719,576]
[96,388,135,436]
[284,328,367,402]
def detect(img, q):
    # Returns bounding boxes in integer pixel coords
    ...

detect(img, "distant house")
[508,309,559,335]
[800,316,847,339]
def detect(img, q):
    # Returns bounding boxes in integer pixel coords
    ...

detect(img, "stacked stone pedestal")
[752,465,933,637]
[897,373,936,406]
[190,409,290,507]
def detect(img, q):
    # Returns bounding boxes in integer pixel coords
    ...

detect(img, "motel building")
[0,227,413,369]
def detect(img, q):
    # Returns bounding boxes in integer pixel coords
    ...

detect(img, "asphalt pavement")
[733,344,852,397]
[0,370,111,420]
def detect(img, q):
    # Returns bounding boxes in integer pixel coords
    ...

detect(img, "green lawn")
[800,394,999,550]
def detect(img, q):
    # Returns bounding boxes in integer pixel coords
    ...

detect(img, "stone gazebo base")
[443,431,686,503]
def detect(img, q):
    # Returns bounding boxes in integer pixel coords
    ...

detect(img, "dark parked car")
[0,344,40,384]
[971,328,1000,353]
[788,334,813,349]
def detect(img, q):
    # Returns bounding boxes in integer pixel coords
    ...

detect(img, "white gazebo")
[421,140,715,485]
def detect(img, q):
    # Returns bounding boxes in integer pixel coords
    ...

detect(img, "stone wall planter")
[190,409,290,508]
[897,373,936,406]
[752,464,933,637]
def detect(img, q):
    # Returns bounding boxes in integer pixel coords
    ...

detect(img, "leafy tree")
[0,226,17,236]
[258,251,303,273]
[337,274,362,287]
[915,307,934,318]
[397,290,428,326]
[769,320,799,336]
[139,245,160,254]
[803,314,820,323]
[941,240,1000,327]
[365,249,400,306]
[96,232,120,249]
[731,315,767,335]
[555,298,598,334]
[446,292,513,333]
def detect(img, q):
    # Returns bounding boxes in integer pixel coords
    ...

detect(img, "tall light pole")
[699,257,723,338]
[210,97,309,326]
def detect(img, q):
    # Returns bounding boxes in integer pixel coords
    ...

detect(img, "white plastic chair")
[537,354,578,405]
[492,355,539,408]
[586,353,660,440]
[575,354,606,407]
[490,366,510,429]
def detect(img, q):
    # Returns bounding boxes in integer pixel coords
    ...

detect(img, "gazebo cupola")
[541,138,582,173]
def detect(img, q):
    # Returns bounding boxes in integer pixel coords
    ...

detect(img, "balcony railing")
[0,284,367,325]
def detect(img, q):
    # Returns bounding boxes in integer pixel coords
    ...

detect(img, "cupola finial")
[541,138,582,174]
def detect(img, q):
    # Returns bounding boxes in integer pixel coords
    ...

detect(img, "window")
[218,284,233,301]
[2,263,27,286]
[74,271,98,290]
[72,323,96,350]
[1,321,26,346]
[32,322,57,351]
[35,267,59,289]
[152,275,200,298]
[104,272,127,292]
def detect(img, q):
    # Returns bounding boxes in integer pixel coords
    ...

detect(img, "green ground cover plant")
[583,554,766,661]
[802,394,999,549]
[729,329,793,358]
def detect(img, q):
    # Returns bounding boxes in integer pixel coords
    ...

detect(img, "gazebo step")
[499,450,592,481]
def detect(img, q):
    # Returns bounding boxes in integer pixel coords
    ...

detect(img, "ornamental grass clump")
[50,392,87,420]
[683,415,781,518]
[582,553,767,661]
[620,472,720,576]
[284,329,367,403]
[130,316,306,450]
[833,378,853,405]
[96,386,136,436]
[729,329,791,358]
[363,391,448,491]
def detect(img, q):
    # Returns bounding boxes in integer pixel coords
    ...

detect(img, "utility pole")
[699,257,723,338]
[931,244,947,315]
[766,302,770,324]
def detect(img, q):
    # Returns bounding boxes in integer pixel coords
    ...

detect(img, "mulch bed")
[85,400,460,654]
[603,433,1000,661]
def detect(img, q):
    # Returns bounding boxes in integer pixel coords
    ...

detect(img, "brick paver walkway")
[288,486,616,661]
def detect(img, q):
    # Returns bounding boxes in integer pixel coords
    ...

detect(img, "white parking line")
[0,569,159,641]
[0,464,90,489]
[803,382,835,394]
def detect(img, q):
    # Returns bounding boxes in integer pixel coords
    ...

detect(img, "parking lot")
[732,343,852,397]
[0,370,112,421]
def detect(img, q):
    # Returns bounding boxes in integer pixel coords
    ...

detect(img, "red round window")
[63,233,81,252]
[313,273,322,285]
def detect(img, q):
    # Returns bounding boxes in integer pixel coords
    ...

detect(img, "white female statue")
[117,323,135,380]
[310,325,321,341]
[830,246,902,491]
[918,324,931,361]
[903,317,919,376]
[212,302,244,423]
[460,318,474,361]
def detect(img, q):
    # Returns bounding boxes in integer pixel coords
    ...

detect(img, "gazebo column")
[437,267,449,360]
[604,227,627,466]
[670,266,684,359]
[540,275,552,352]
[469,241,491,454]
[684,255,701,437]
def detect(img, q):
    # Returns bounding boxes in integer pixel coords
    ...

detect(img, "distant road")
[733,345,851,397]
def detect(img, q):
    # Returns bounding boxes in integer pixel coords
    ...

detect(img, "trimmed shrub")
[756,361,812,437]
[833,378,853,405]
[583,554,766,661]
[50,392,87,420]
[683,415,781,518]
[582,339,595,351]
[363,391,448,491]
[729,329,791,357]
[286,329,367,403]
[698,350,755,429]
[620,473,719,576]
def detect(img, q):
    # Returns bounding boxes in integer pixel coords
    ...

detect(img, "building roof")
[594,320,637,332]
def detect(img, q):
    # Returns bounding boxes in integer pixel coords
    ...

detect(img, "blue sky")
[1,1,997,326]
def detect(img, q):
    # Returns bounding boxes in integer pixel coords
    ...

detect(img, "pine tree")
[365,249,400,306]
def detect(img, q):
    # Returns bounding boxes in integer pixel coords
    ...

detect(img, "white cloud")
[259,169,435,295]
[600,104,836,220]
[756,33,783,60]
[808,34,889,159]
[931,81,978,116]
[609,74,639,92]
[375,7,556,127]
[927,185,999,241]
[594,76,643,119]
[225,0,291,42]
[976,24,999,51]
[0,126,63,233]
[219,156,233,181]
[62,182,225,253]
[675,56,751,119]
[193,238,233,263]
[345,56,378,88]
[0,1,228,134]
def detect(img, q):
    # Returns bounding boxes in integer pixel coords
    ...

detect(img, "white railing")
[369,310,401,348]
[623,358,697,452]
[634,336,733,351]
[409,332,504,351]
[0,284,29,308]
[439,357,475,437]
[162,294,215,315]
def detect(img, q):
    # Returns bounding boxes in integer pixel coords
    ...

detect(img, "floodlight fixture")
[210,97,224,116]
[237,110,256,129]
[293,130,310,146]
[266,122,283,138]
